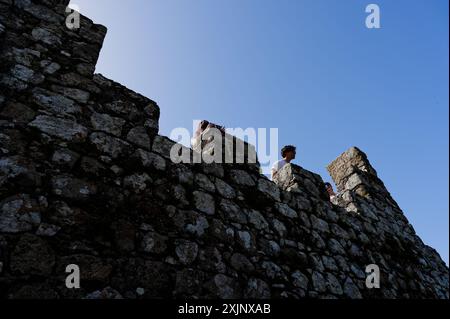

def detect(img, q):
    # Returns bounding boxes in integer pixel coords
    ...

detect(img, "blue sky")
[73,0,449,264]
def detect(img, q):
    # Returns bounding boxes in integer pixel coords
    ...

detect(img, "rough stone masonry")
[0,0,448,299]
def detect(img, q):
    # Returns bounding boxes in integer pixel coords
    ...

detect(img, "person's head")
[281,145,296,162]
[194,120,210,138]
[324,182,335,196]
[200,120,209,131]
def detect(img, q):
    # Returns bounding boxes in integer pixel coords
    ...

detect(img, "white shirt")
[271,159,288,178]
[330,194,338,205]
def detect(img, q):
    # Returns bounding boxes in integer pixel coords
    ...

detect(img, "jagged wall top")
[0,0,448,299]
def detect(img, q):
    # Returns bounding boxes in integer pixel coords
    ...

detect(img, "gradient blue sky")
[73,0,449,264]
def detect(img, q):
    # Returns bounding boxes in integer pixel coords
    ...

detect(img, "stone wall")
[0,0,448,299]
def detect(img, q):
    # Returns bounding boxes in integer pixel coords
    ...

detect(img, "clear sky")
[72,0,449,264]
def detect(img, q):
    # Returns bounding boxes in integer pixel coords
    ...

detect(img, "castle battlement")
[0,0,448,299]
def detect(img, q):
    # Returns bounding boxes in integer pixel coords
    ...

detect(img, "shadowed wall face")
[0,1,448,299]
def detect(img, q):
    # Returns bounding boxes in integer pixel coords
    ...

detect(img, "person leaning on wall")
[271,145,296,180]
[325,182,339,205]
[191,120,226,150]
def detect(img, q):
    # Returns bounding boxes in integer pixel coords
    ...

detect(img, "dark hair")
[200,120,209,130]
[324,182,332,188]
[281,145,296,158]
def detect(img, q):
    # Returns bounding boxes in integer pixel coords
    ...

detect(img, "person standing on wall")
[325,182,339,205]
